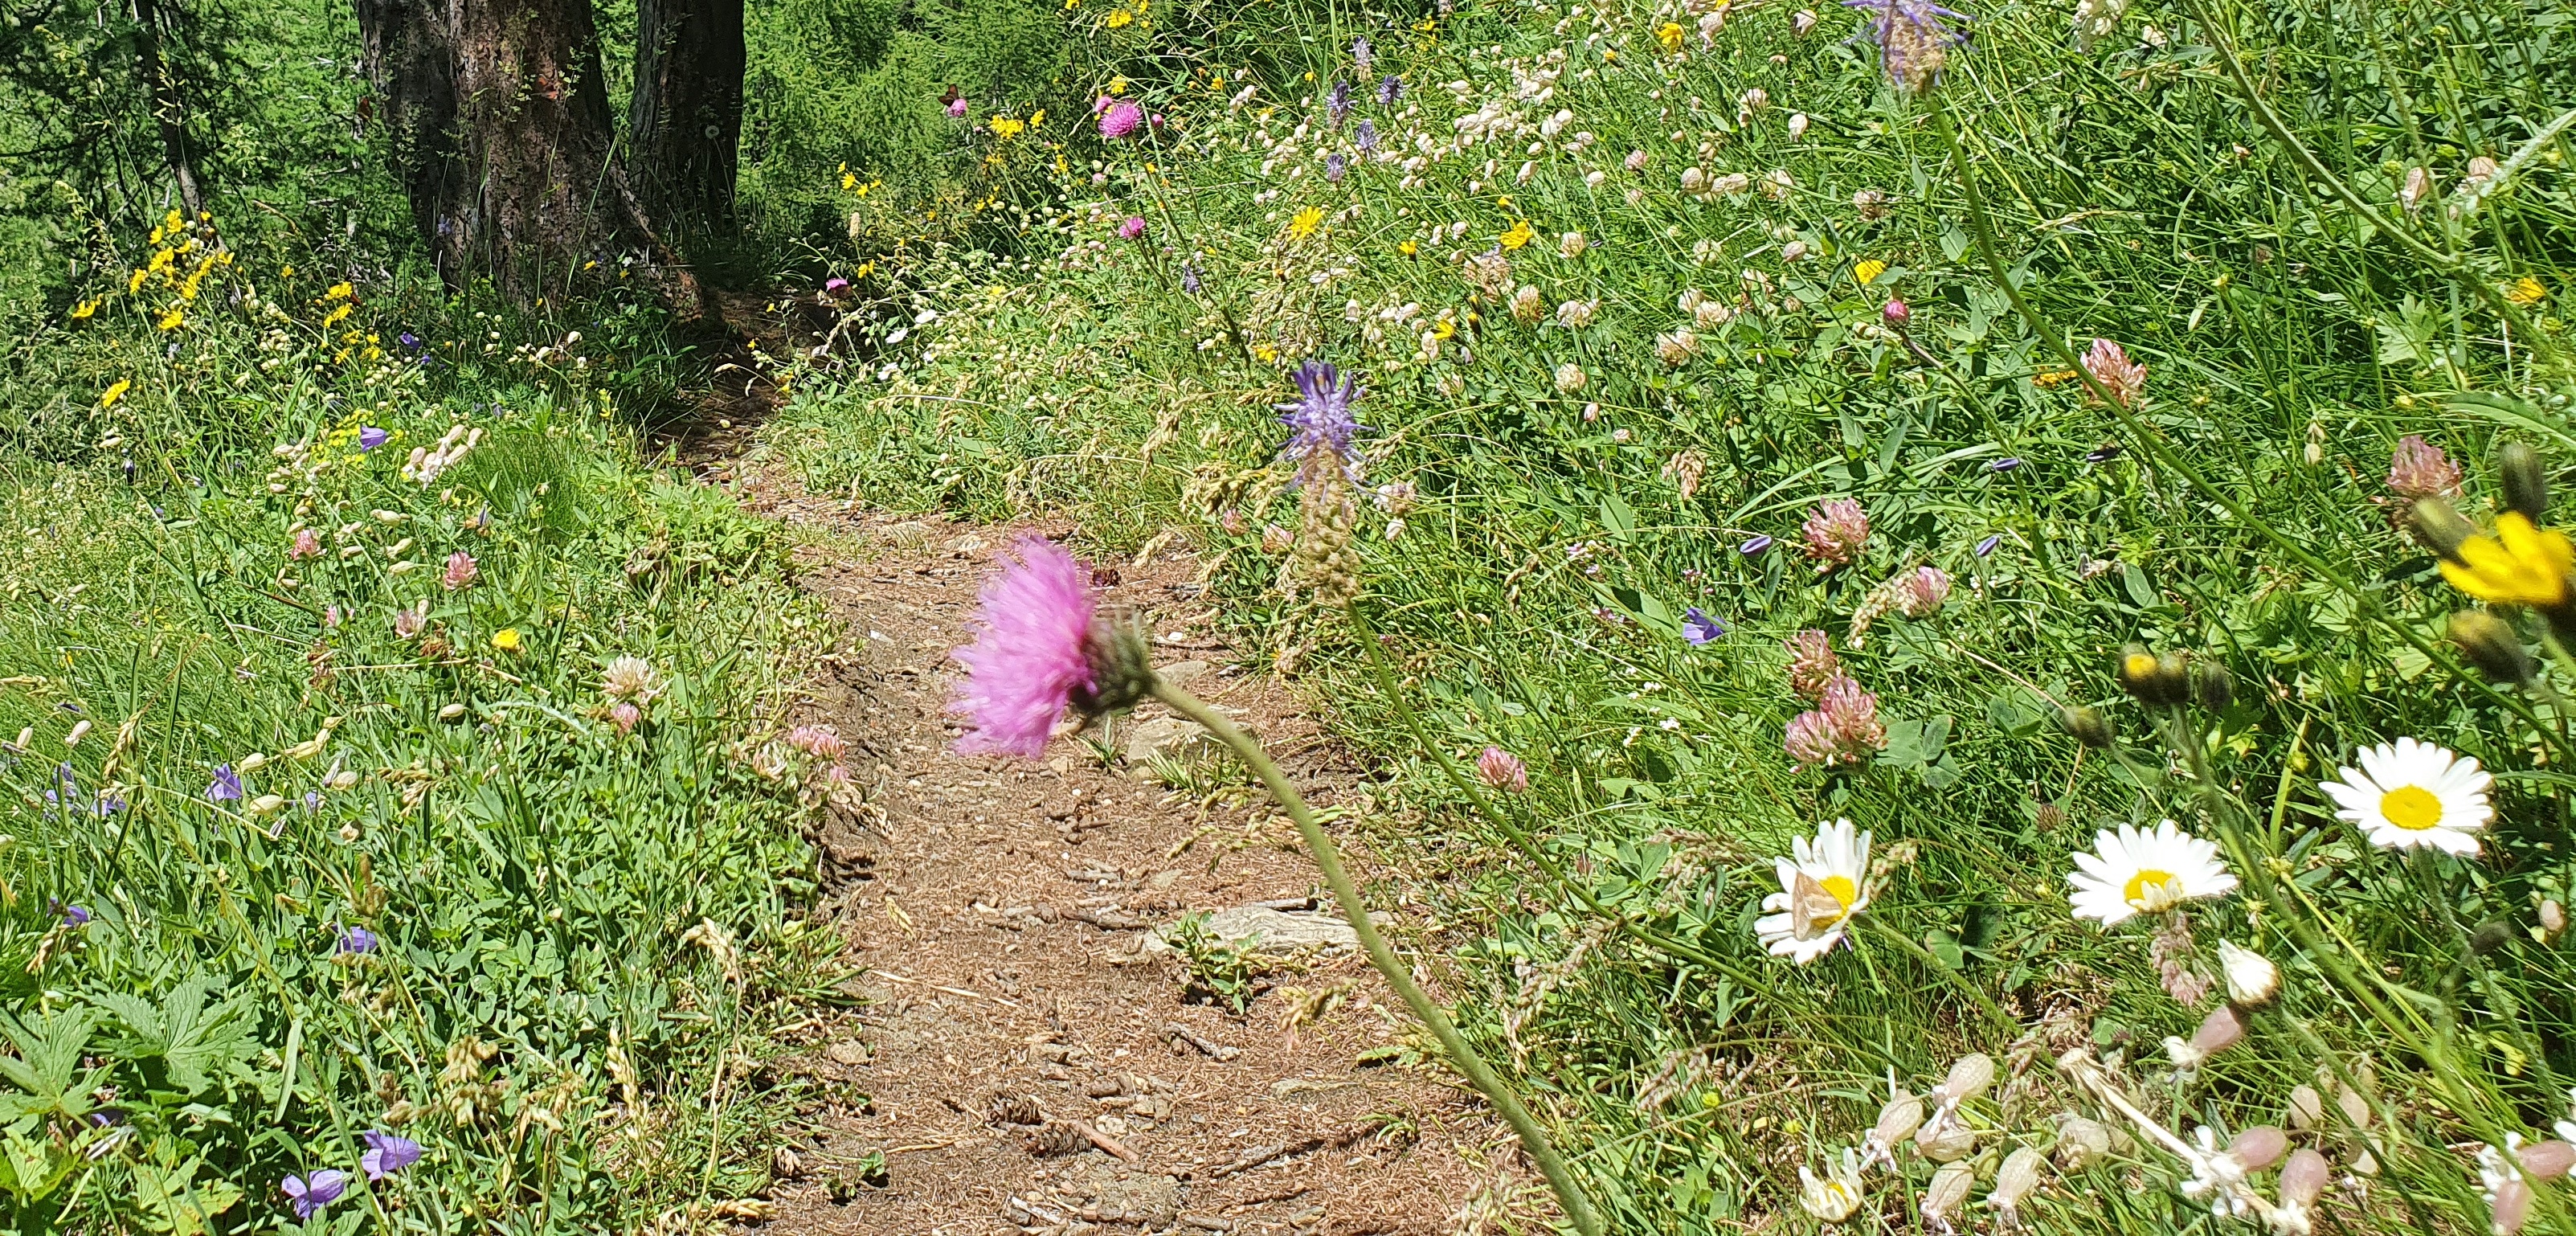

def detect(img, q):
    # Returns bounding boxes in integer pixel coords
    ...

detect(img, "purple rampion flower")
[1325,153,1347,182]
[303,791,324,812]
[1844,0,1969,96]
[949,539,1100,758]
[1327,80,1353,127]
[1976,533,2002,557]
[397,332,420,353]
[337,926,378,955]
[1274,359,1367,484]
[1740,534,1775,555]
[48,898,89,927]
[1098,100,1143,139]
[1352,35,1373,74]
[1987,456,2023,472]
[206,764,243,802]
[1376,76,1403,106]
[1180,261,1203,295]
[282,1169,347,1222]
[1683,607,1726,645]
[1118,215,1147,241]
[356,427,389,452]
[95,792,124,817]
[1355,119,1378,153]
[361,1130,423,1181]
[2085,444,2123,463]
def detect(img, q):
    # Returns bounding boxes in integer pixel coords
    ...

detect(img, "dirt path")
[721,469,1501,1236]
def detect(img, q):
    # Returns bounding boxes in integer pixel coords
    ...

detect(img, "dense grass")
[764,0,2576,1229]
[0,224,843,1230]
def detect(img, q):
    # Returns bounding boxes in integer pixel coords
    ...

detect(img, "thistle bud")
[1934,1054,1996,1106]
[2450,611,2537,686]
[2410,497,2479,561]
[2059,706,2115,748]
[2192,659,2235,710]
[1070,617,1157,717]
[2280,1148,2332,1208]
[2519,1139,2576,1181]
[2218,940,2280,1007]
[2499,440,2549,521]
[2230,1126,2288,1171]
[2472,918,2515,956]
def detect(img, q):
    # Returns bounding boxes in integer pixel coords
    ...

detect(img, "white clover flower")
[2067,820,2237,926]
[2319,737,2492,855]
[1756,818,1871,963]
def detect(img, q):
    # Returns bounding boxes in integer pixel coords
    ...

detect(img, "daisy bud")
[2058,705,2115,748]
[2192,659,2235,710]
[2218,940,2280,1007]
[2279,1148,2331,1208]
[2230,1126,2288,1171]
[2054,1116,2112,1170]
[2498,440,2549,522]
[1934,1054,1995,1107]
[1921,1161,1975,1226]
[2449,610,2537,686]
[2518,1139,2576,1181]
[2409,497,2478,561]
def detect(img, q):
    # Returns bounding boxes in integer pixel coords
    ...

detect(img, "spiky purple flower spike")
[1845,0,1969,95]
[1276,359,1367,484]
[950,539,1152,758]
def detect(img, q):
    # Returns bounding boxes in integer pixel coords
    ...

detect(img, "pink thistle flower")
[1881,297,1909,326]
[1118,215,1147,241]
[1801,498,1869,567]
[1894,565,1951,618]
[288,528,323,560]
[1785,630,1841,699]
[786,724,848,762]
[2082,338,2148,408]
[443,550,478,591]
[609,702,642,734]
[950,538,1101,757]
[1098,100,1144,139]
[1817,675,1887,756]
[1477,746,1528,792]
[2386,434,2464,499]
[947,97,969,119]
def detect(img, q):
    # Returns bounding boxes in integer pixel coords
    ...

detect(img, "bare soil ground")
[718,464,1505,1236]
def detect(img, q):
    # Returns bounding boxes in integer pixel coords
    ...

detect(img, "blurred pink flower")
[947,97,969,119]
[2083,338,2148,408]
[609,702,642,734]
[787,724,848,762]
[1477,746,1528,792]
[1801,498,1869,567]
[1894,565,1951,618]
[1787,676,1887,769]
[392,605,427,640]
[1784,710,1840,767]
[1785,630,1841,700]
[289,529,322,560]
[1118,215,1147,240]
[950,538,1099,757]
[2386,434,2464,499]
[443,551,478,591]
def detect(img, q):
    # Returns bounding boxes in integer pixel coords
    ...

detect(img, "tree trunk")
[129,0,206,219]
[630,0,744,254]
[353,0,461,276]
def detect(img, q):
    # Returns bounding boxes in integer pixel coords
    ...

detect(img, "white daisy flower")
[1798,1147,1867,1222]
[1756,818,1871,964]
[2067,820,2238,927]
[2318,737,2492,856]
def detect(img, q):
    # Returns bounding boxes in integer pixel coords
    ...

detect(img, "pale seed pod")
[2279,1148,2331,1208]
[1918,1122,1977,1161]
[2219,940,2280,1007]
[1990,1147,2046,1212]
[2055,1116,2112,1170]
[1870,1092,1925,1149]
[2285,1085,2324,1130]
[2333,1082,2372,1128]
[2517,1139,2576,1181]
[2492,1177,2533,1235]
[2230,1126,2288,1171]
[2191,1005,2246,1057]
[1921,1161,1974,1226]
[1935,1054,1996,1106]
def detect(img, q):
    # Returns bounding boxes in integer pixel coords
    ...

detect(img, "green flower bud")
[2447,610,2536,686]
[2500,440,2550,522]
[2115,645,2189,706]
[2192,659,2235,710]
[1072,616,1157,717]
[2058,706,2115,748]
[2472,919,2516,956]
[2409,497,2478,561]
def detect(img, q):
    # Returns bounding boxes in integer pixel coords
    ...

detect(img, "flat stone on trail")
[1122,715,1216,765]
[1147,906,1361,956]
[1156,659,1212,686]
[1060,1160,1181,1227]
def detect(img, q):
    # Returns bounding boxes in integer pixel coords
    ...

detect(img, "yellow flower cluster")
[117,208,231,333]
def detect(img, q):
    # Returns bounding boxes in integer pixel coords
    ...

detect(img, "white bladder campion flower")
[2067,821,2238,926]
[1756,818,1871,963]
[1798,1147,1867,1222]
[2218,940,2280,1006]
[2318,737,2492,855]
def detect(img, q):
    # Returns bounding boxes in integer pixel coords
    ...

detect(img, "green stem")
[1857,915,2016,1033]
[1151,679,1605,1236]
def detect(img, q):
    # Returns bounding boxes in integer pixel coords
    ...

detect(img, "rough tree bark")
[354,0,715,320]
[129,0,206,218]
[630,0,744,252]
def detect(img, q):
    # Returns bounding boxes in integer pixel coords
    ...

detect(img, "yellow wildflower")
[128,268,149,294]
[1106,76,1127,95]
[2441,514,2574,609]
[99,379,129,408]
[1106,8,1132,26]
[492,628,524,652]
[1398,239,1418,256]
[280,264,294,276]
[67,299,100,321]
[1253,343,1278,363]
[2032,369,2083,388]
[989,116,1025,138]
[1030,109,1045,128]
[1657,22,1685,51]
[2508,276,2547,306]
[843,170,857,190]
[1853,259,1887,285]
[1499,219,1535,251]
[326,281,354,300]
[154,307,184,331]
[1286,205,1326,240]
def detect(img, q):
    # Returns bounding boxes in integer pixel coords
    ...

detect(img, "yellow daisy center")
[2380,784,2444,831]
[2123,869,2179,911]
[1820,874,1858,910]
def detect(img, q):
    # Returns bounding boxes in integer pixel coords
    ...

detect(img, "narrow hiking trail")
[698,448,1507,1235]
